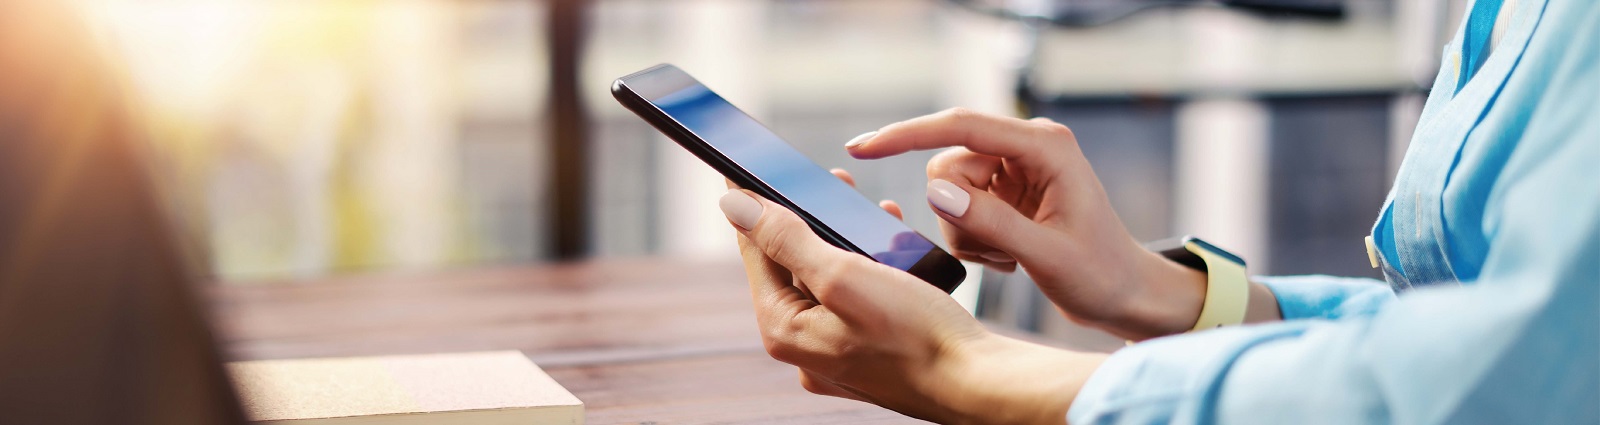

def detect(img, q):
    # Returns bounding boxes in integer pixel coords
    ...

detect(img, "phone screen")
[639,76,938,271]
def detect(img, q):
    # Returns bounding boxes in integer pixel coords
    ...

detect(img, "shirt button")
[1365,235,1380,269]
[1447,51,1462,90]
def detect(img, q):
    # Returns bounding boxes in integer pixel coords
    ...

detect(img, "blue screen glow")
[651,85,935,271]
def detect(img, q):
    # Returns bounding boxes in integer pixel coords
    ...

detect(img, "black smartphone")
[612,64,966,292]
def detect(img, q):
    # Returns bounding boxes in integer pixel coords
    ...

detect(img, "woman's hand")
[718,183,1104,424]
[845,108,1217,340]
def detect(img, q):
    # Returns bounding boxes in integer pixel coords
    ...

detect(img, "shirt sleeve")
[1073,210,1599,425]
[1068,4,1600,424]
[1255,275,1394,321]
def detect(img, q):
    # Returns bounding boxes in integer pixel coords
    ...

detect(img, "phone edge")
[610,75,865,254]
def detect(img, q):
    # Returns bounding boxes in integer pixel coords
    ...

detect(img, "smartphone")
[612,64,966,292]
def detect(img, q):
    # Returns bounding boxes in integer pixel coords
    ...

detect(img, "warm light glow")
[69,0,546,280]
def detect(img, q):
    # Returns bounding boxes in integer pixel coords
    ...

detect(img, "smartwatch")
[1148,236,1249,331]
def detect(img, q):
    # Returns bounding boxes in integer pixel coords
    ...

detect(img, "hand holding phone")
[612,64,966,291]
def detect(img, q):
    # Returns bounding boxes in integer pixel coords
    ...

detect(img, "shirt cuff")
[1255,275,1394,321]
[1067,323,1312,425]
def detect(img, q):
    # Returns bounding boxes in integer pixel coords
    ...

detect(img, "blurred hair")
[0,1,244,423]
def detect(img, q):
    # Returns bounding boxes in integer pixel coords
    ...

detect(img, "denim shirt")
[1067,0,1599,423]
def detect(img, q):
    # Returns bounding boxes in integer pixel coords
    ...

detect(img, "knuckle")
[941,107,980,123]
[759,217,798,260]
[760,324,801,362]
[808,261,852,297]
[758,325,781,345]
[925,149,964,176]
[763,340,799,364]
[798,374,827,395]
[1037,120,1076,140]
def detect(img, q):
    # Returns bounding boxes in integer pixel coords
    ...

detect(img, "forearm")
[937,334,1107,425]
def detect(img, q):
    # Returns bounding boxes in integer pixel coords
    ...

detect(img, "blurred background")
[80,0,1470,349]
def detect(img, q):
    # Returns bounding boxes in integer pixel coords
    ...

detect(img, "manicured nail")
[844,131,877,149]
[981,252,1016,263]
[719,190,763,230]
[927,179,970,218]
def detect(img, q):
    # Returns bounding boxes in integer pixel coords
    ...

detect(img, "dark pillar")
[546,0,591,259]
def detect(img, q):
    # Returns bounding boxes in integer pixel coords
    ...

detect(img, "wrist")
[937,334,1105,425]
[1244,279,1283,323]
[1123,250,1282,340]
[1112,250,1208,340]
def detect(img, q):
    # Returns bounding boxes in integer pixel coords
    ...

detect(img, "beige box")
[228,351,582,425]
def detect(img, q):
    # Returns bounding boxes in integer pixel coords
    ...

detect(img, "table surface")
[209,257,984,424]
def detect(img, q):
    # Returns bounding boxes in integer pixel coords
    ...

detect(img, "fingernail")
[719,189,762,230]
[927,179,970,218]
[844,131,877,149]
[981,252,1016,263]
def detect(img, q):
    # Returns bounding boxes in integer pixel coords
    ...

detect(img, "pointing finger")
[846,108,1073,164]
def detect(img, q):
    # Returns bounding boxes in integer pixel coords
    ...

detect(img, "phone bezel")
[611,64,965,292]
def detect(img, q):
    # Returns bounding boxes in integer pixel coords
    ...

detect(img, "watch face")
[1146,236,1206,271]
[1145,236,1245,271]
[1184,238,1245,267]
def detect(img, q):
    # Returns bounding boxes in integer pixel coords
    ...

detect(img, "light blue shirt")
[1068,0,1599,423]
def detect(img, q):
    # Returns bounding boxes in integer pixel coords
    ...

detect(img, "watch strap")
[1184,239,1249,330]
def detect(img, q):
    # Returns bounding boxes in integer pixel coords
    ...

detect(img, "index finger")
[846,108,1072,161]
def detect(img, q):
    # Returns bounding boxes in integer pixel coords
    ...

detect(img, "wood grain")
[209,258,934,424]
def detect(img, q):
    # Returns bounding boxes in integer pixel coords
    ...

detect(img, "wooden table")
[209,258,946,423]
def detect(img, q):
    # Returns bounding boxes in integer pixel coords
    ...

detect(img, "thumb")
[926,178,1053,263]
